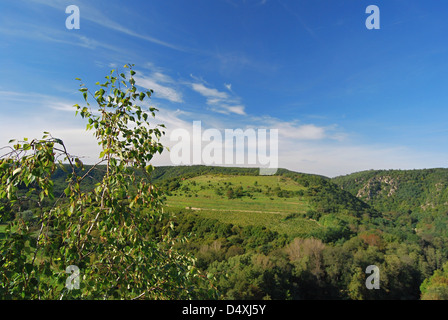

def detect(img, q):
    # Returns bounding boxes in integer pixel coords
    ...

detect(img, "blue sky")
[1,0,448,177]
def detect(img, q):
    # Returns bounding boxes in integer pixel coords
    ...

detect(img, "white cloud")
[152,72,175,84]
[134,73,183,103]
[28,0,188,52]
[0,22,127,55]
[223,105,246,116]
[248,116,332,141]
[191,83,228,100]
[279,123,327,140]
[191,82,246,116]
[48,102,76,112]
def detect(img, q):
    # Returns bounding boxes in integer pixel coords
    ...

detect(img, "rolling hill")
[153,166,381,242]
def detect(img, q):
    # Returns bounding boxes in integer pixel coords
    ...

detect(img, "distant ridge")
[332,168,448,214]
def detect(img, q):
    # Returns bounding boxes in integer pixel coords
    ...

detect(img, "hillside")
[332,168,448,215]
[154,166,381,241]
[332,168,448,240]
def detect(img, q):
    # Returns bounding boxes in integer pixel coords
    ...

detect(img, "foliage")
[0,65,216,299]
[420,262,448,300]
[160,207,427,300]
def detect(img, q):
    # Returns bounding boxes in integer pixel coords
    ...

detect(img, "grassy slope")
[156,166,379,239]
[164,174,321,238]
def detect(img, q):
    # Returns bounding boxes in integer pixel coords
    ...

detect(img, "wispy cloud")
[225,0,269,8]
[245,115,340,141]
[277,0,319,40]
[280,123,327,140]
[47,101,76,112]
[0,91,77,109]
[0,21,126,56]
[191,83,228,100]
[28,0,189,52]
[134,72,183,103]
[220,105,246,116]
[191,82,246,115]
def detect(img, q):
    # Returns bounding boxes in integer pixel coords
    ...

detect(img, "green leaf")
[75,158,83,168]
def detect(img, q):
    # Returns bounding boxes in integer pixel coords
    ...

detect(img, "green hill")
[332,168,448,214]
[165,173,319,238]
[153,166,380,242]
[332,168,448,240]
